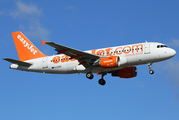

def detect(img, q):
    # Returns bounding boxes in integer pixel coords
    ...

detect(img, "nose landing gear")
[148,63,154,74]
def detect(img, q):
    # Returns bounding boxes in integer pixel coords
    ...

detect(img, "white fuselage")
[10,42,176,74]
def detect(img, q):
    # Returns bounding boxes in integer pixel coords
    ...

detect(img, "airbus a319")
[3,31,176,85]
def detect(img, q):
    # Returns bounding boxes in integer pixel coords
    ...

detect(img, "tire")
[86,72,94,79]
[98,79,106,86]
[149,70,154,74]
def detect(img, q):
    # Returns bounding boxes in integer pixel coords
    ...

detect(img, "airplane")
[3,31,176,85]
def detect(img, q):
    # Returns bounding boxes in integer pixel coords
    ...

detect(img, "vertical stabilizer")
[12,31,47,61]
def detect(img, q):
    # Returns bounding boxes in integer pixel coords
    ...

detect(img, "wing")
[41,40,99,67]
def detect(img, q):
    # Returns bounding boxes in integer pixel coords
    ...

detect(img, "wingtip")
[41,40,46,45]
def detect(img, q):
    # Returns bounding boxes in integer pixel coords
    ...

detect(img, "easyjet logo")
[104,60,113,63]
[51,44,143,64]
[17,35,37,55]
[52,55,76,64]
[91,44,143,56]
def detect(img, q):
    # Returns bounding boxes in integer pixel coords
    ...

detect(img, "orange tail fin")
[12,31,47,61]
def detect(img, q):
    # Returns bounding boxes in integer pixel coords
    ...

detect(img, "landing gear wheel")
[148,63,154,75]
[86,72,94,79]
[98,79,106,86]
[149,70,154,74]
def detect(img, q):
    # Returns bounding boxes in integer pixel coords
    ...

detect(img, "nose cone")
[170,49,176,57]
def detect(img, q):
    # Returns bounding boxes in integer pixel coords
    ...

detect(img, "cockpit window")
[157,45,168,48]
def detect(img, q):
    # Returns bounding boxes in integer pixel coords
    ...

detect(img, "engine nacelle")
[112,66,137,78]
[94,56,127,68]
[100,56,119,68]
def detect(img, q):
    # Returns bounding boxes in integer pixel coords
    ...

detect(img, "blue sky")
[1,0,179,120]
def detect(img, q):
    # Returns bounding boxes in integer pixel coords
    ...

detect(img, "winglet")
[41,40,46,45]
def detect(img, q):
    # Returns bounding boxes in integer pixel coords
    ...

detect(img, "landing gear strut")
[86,72,94,79]
[148,63,154,74]
[86,65,94,79]
[98,73,107,86]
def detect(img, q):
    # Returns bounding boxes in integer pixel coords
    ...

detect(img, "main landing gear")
[98,73,107,86]
[86,72,94,79]
[148,63,154,74]
[86,72,107,86]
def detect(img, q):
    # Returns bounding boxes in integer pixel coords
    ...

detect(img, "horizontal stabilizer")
[3,58,32,67]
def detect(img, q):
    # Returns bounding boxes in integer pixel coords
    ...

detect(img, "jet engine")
[93,56,127,68]
[112,66,137,78]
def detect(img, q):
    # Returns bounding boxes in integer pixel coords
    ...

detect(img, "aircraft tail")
[11,31,47,61]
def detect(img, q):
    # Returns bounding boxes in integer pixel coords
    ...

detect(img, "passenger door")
[42,58,48,69]
[144,43,150,54]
